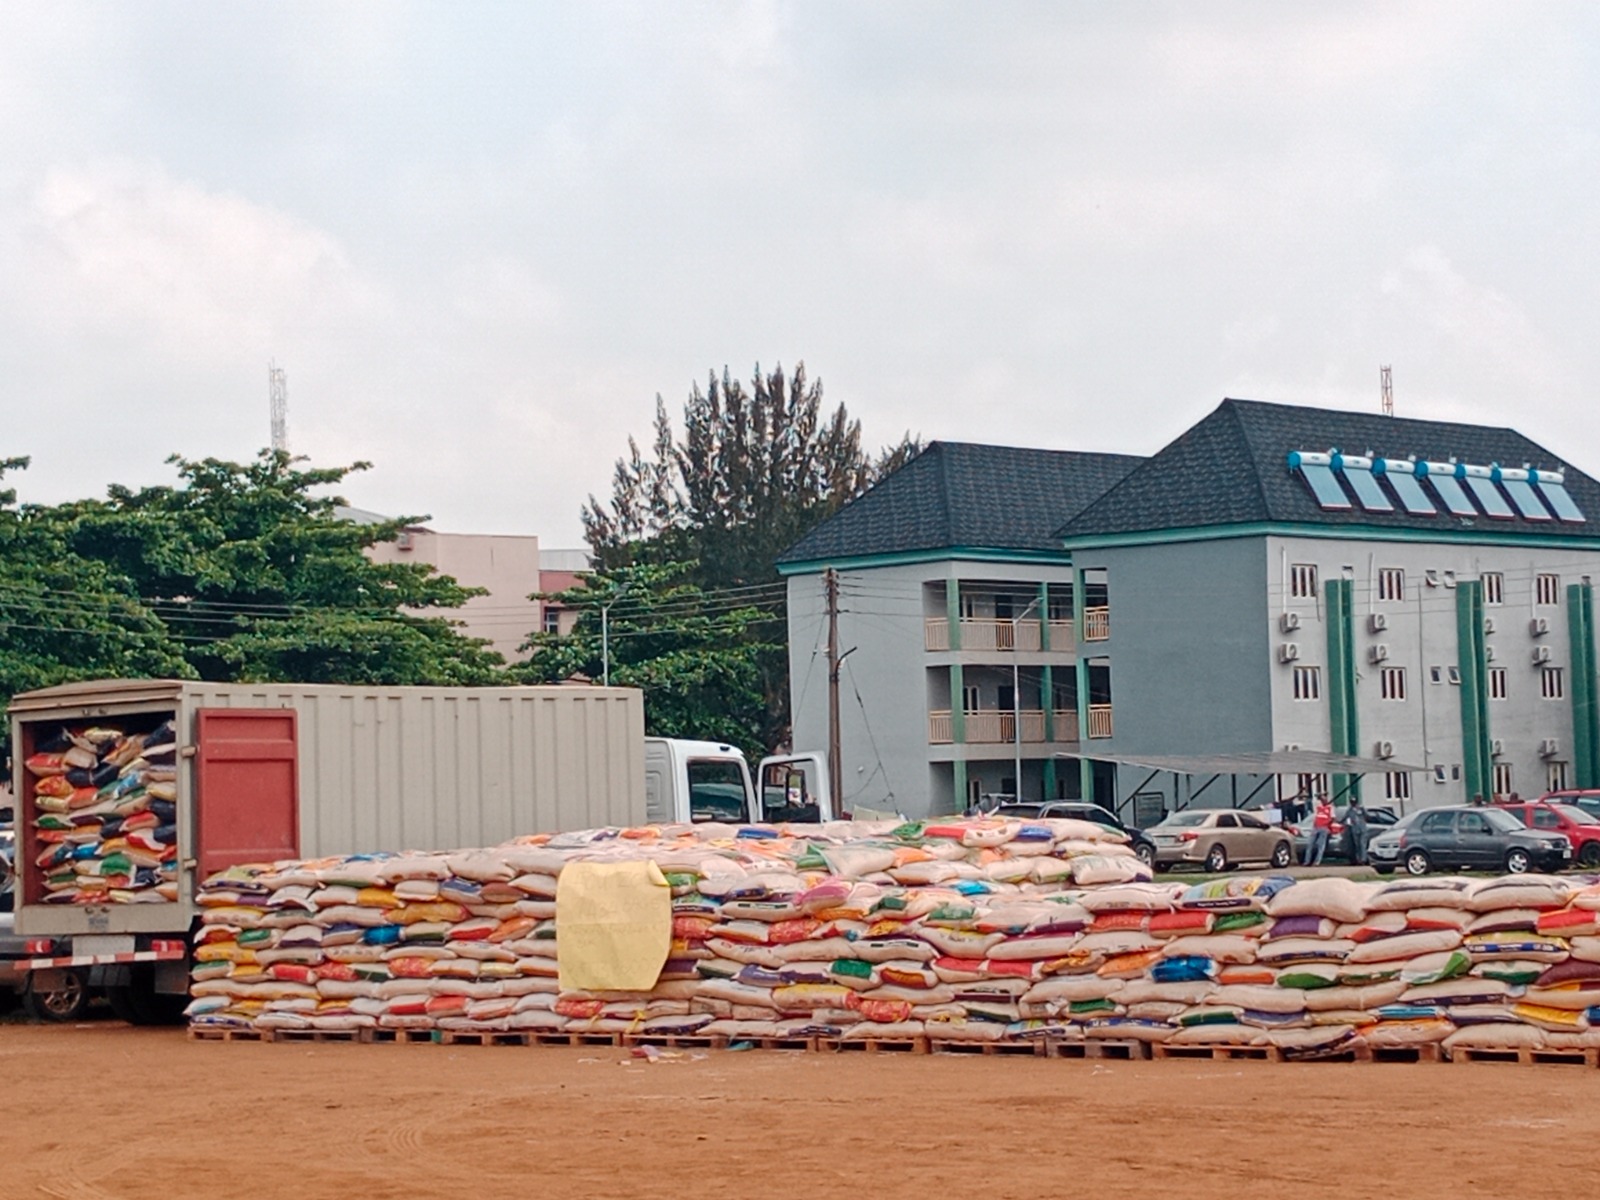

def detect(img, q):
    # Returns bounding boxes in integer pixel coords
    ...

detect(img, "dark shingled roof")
[1058,398,1600,541]
[778,441,1144,566]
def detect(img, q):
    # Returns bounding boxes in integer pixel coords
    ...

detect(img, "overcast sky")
[3,2,1597,544]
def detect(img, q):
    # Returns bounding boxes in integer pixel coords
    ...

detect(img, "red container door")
[195,709,300,878]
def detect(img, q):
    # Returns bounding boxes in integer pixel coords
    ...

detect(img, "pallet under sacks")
[185,818,1600,1063]
[24,718,181,904]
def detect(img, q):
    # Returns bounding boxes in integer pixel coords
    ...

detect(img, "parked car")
[1367,805,1571,876]
[1492,801,1600,868]
[1146,809,1295,873]
[1538,790,1600,826]
[993,801,1156,866]
[1,803,14,913]
[0,914,95,1021]
[1286,805,1400,864]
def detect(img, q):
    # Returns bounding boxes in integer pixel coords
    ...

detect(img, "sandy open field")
[2,1023,1594,1200]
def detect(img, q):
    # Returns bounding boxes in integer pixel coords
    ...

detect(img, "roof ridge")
[1222,399,1273,521]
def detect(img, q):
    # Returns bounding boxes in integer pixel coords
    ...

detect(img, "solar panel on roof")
[1492,466,1553,521]
[1454,463,1514,519]
[1331,453,1393,513]
[1530,469,1586,523]
[1287,451,1352,510]
[1420,462,1478,517]
[1372,459,1436,515]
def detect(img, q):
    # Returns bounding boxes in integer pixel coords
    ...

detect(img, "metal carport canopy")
[1064,750,1427,775]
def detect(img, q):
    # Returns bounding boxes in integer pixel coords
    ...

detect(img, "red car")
[1495,801,1600,868]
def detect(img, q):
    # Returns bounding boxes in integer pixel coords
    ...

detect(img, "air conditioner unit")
[396,531,413,551]
[1483,617,1496,635]
[1491,739,1504,757]
[1284,743,1301,753]
[1279,611,1302,633]
[1368,643,1391,664]
[1540,738,1561,759]
[1368,612,1388,634]
[1530,617,1550,637]
[1279,643,1301,663]
[1532,645,1553,665]
[1374,739,1395,760]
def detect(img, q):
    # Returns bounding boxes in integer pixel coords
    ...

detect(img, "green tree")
[41,451,504,686]
[517,561,777,759]
[0,457,192,709]
[580,363,917,748]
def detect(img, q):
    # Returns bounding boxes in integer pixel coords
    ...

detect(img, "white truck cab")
[643,739,835,824]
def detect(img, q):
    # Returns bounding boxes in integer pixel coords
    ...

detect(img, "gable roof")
[778,441,1144,567]
[1057,398,1600,542]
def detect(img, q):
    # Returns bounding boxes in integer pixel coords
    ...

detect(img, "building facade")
[782,400,1600,821]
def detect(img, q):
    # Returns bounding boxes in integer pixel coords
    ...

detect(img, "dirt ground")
[1,1024,1594,1200]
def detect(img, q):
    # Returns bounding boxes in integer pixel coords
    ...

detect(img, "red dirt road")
[1,1024,1592,1200]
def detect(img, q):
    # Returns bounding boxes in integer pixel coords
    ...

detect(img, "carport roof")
[1066,749,1427,775]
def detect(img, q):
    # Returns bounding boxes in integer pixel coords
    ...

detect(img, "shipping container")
[9,679,645,952]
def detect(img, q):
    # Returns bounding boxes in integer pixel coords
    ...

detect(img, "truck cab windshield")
[686,759,749,823]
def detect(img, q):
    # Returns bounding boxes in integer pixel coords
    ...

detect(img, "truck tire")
[24,968,91,1022]
[109,965,188,1026]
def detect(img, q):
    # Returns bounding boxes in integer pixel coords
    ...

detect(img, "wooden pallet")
[1150,1042,1283,1063]
[619,1033,729,1051]
[438,1029,536,1047]
[1354,1042,1443,1064]
[929,1039,1044,1057]
[187,1025,268,1043]
[816,1035,929,1055]
[365,1027,440,1045]
[1449,1045,1600,1067]
[1045,1038,1150,1061]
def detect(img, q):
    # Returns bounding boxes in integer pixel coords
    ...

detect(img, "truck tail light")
[150,939,186,955]
[24,938,55,956]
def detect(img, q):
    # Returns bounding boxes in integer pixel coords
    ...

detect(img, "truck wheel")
[109,966,188,1026]
[24,969,91,1022]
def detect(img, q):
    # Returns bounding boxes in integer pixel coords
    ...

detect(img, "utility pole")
[825,568,843,818]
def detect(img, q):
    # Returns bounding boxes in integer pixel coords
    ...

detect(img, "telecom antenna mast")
[269,362,288,451]
[1380,365,1393,416]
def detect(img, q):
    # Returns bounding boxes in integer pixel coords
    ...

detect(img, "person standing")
[1304,795,1334,866]
[1344,796,1369,866]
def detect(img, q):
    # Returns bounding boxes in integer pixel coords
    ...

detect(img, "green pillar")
[1570,583,1599,788]
[945,577,962,651]
[949,662,966,745]
[1074,564,1092,802]
[1043,756,1058,800]
[1037,580,1051,651]
[952,760,968,813]
[1456,581,1492,802]
[1324,578,1360,801]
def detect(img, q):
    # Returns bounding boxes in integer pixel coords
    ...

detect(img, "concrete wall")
[368,529,542,661]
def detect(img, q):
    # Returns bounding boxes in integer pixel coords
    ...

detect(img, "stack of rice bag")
[23,721,179,904]
[184,816,1600,1058]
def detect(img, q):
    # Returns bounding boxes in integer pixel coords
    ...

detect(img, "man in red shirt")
[1302,795,1335,866]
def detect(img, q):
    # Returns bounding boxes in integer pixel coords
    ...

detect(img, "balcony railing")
[924,617,1048,652]
[1083,607,1111,641]
[1053,709,1078,743]
[927,709,1080,745]
[1047,619,1075,652]
[1087,704,1114,739]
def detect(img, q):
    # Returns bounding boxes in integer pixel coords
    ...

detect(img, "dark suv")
[1368,805,1571,876]
[993,801,1155,867]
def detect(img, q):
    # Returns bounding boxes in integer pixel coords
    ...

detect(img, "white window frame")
[1548,761,1570,791]
[1292,665,1321,701]
[1536,573,1561,606]
[1447,666,1462,685]
[1488,667,1508,701]
[1481,572,1504,606]
[1290,563,1319,600]
[1378,568,1406,603]
[1380,666,1407,701]
[962,684,981,712]
[1492,762,1514,796]
[1432,764,1448,784]
[1541,667,1565,700]
[1385,771,1411,802]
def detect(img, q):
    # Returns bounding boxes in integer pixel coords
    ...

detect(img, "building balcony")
[1083,607,1111,641]
[1087,704,1114,739]
[927,709,1080,745]
[924,618,1075,653]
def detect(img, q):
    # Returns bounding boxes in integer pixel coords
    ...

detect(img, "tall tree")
[517,561,777,759]
[44,451,504,686]
[580,363,917,749]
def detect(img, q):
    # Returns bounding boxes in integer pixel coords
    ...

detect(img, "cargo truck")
[6,678,833,1022]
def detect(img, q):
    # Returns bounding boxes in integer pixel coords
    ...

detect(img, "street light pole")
[1012,594,1042,801]
[601,586,629,687]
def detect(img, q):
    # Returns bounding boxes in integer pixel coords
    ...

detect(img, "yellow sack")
[556,861,671,992]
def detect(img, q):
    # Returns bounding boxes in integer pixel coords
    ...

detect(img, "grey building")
[780,400,1600,821]
[777,441,1141,817]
